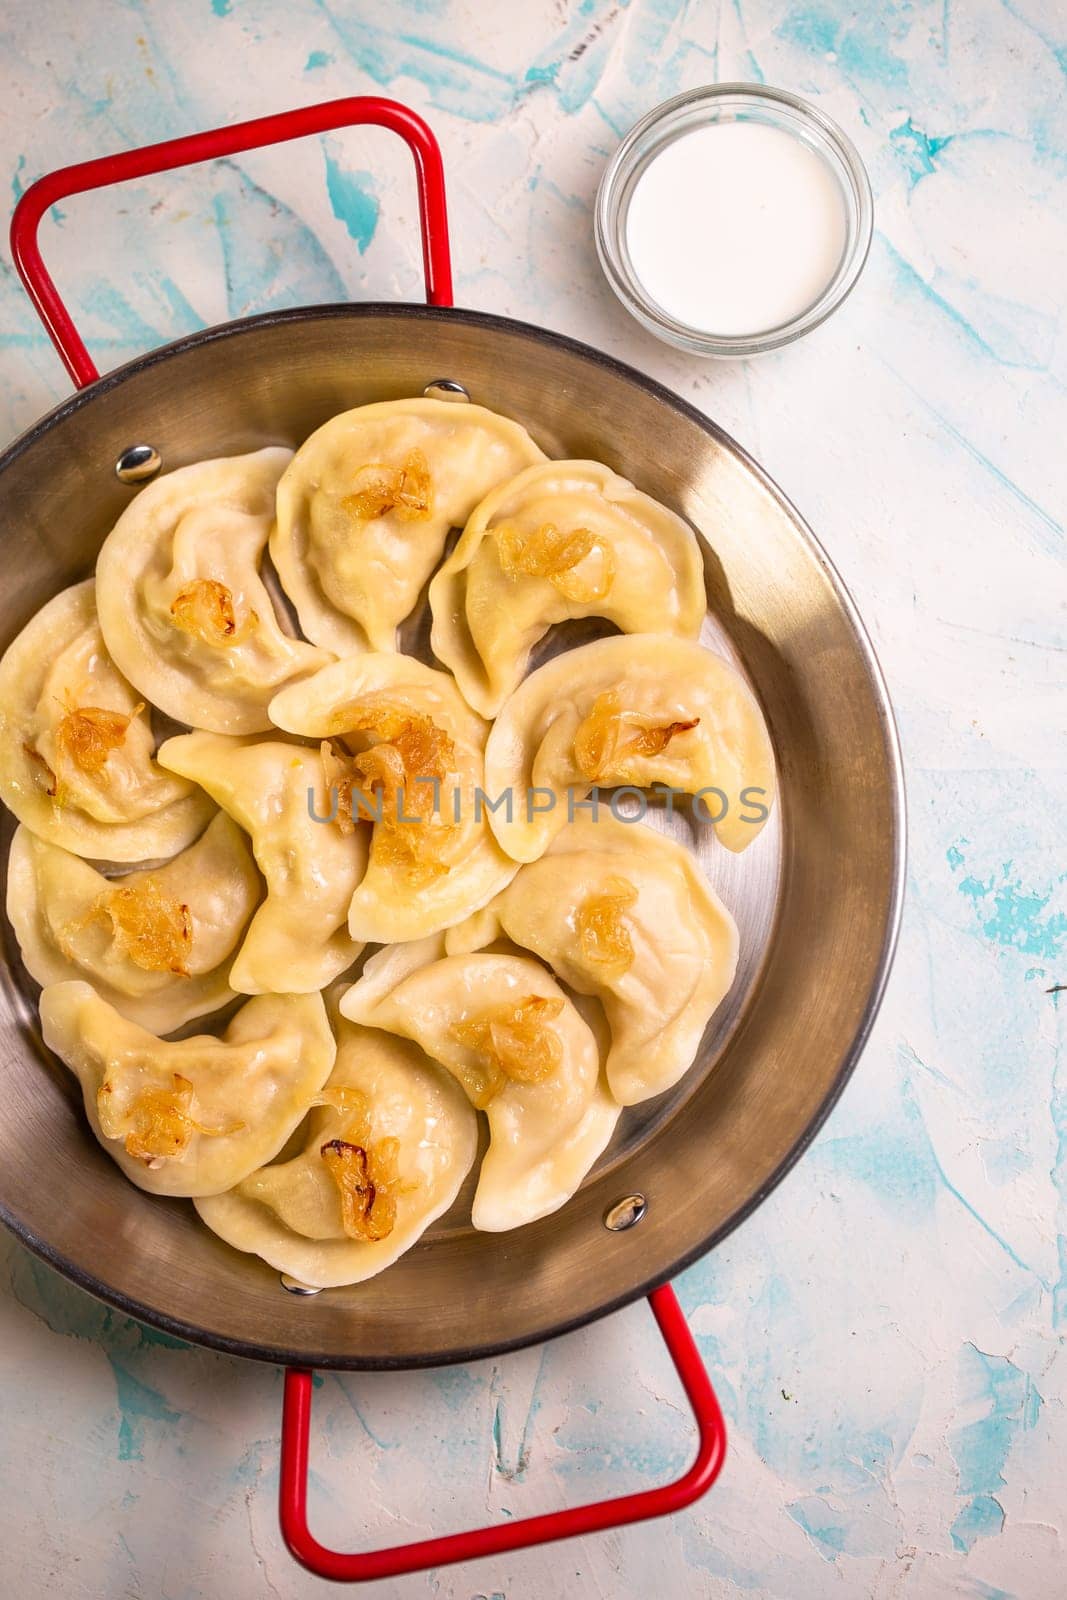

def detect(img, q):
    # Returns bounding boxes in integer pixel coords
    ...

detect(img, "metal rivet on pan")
[280,1274,322,1297]
[604,1193,647,1232]
[115,443,162,484]
[422,378,470,403]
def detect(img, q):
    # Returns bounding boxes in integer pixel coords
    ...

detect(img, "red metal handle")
[9,95,453,390]
[279,1282,726,1582]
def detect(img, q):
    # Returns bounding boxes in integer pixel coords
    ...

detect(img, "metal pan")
[0,96,904,1578]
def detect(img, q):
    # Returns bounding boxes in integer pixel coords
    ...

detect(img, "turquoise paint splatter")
[952,1494,1006,1551]
[11,154,27,205]
[948,1343,1041,1553]
[778,4,907,86]
[107,1358,181,1462]
[956,863,1067,959]
[786,1495,849,1559]
[210,0,232,15]
[323,153,380,253]
[947,839,968,871]
[305,49,332,69]
[891,117,952,184]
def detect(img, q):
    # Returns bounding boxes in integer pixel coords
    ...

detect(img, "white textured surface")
[0,2,1064,1596]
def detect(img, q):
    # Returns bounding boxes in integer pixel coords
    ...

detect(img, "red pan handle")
[9,95,453,389]
[279,1283,727,1582]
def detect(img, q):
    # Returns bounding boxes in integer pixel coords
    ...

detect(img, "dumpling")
[0,580,211,862]
[39,982,336,1198]
[196,1022,477,1288]
[483,634,776,863]
[271,398,545,654]
[340,938,619,1231]
[95,448,330,734]
[269,654,517,943]
[446,814,738,1105]
[430,460,706,716]
[6,814,261,1034]
[157,733,366,993]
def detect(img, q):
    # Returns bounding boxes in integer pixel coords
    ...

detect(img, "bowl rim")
[594,81,876,358]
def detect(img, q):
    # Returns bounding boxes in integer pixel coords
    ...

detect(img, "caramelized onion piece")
[323,694,458,884]
[341,450,433,523]
[497,521,616,603]
[573,689,700,781]
[97,1070,242,1165]
[319,739,361,836]
[576,875,639,976]
[320,1094,407,1243]
[170,578,257,646]
[54,703,144,777]
[81,878,193,976]
[449,995,564,1106]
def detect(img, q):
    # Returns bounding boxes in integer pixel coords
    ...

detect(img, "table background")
[0,1,1063,1596]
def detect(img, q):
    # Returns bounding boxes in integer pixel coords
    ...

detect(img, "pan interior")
[0,306,903,1367]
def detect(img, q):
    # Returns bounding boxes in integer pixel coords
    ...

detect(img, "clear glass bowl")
[595,83,874,358]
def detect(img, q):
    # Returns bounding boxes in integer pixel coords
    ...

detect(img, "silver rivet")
[422,378,470,403]
[280,1274,322,1297]
[604,1193,647,1232]
[115,443,162,484]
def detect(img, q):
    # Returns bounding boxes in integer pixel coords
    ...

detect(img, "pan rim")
[0,302,907,1369]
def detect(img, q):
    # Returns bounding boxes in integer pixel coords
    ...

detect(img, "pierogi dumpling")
[484,634,775,863]
[340,938,619,1231]
[271,398,545,654]
[0,581,210,862]
[196,1022,477,1288]
[430,460,706,716]
[40,982,336,1198]
[158,733,366,994]
[446,814,739,1105]
[95,449,330,735]
[269,654,517,943]
[6,814,261,1034]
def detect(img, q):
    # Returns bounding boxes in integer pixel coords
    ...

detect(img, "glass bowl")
[594,83,874,358]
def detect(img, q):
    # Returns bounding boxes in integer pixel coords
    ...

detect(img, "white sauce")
[624,120,848,338]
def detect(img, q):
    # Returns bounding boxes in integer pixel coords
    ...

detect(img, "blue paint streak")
[878,352,1064,552]
[786,1495,849,1560]
[818,1059,1044,1281]
[948,1343,1041,1552]
[323,153,380,252]
[155,275,208,335]
[305,49,332,69]
[212,163,347,317]
[11,154,27,205]
[523,0,632,114]
[312,2,517,122]
[106,1358,181,1461]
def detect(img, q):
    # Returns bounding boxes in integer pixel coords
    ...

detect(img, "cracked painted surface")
[0,0,1064,1595]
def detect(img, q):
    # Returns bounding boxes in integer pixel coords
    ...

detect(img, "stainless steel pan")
[0,94,904,1579]
[0,299,904,1366]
